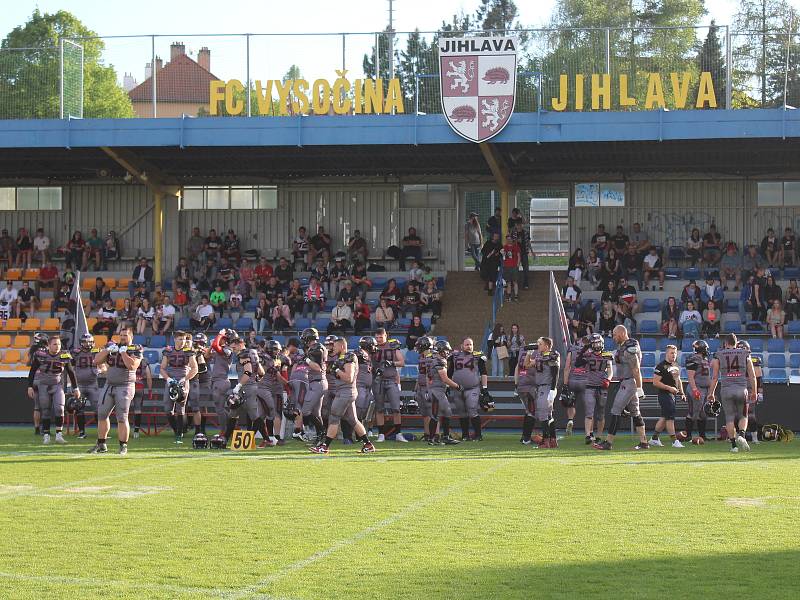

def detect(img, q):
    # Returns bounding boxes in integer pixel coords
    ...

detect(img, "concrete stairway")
[433,270,495,344]
[493,270,552,341]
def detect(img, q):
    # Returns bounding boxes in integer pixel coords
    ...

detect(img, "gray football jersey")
[235,349,261,385]
[372,340,401,378]
[613,340,641,381]
[104,345,142,385]
[517,350,536,388]
[33,349,72,386]
[568,343,589,382]
[417,351,433,388]
[532,350,560,387]
[356,349,373,387]
[428,355,448,390]
[331,351,358,393]
[195,349,211,385]
[686,352,711,388]
[307,344,327,383]
[716,347,750,388]
[72,348,100,385]
[584,351,613,387]
[162,346,194,380]
[450,350,485,390]
[289,350,309,383]
[211,347,234,381]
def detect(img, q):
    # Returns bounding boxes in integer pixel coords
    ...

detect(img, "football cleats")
[479,387,495,412]
[301,327,320,348]
[703,398,721,417]
[79,333,94,351]
[588,333,604,352]
[65,393,86,414]
[209,434,226,449]
[559,388,576,407]
[359,336,378,354]
[692,339,710,356]
[168,379,186,404]
[434,340,452,356]
[192,433,209,449]
[414,336,434,353]
[225,391,244,410]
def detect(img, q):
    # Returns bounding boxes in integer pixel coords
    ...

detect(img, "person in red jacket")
[502,234,521,302]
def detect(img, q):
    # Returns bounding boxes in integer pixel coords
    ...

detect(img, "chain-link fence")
[0,46,61,118]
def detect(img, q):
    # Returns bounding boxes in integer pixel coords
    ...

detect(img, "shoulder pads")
[60,352,72,359]
[164,346,174,352]
[602,351,614,358]
[387,339,401,350]
[183,347,194,352]
[344,351,357,363]
[91,348,100,353]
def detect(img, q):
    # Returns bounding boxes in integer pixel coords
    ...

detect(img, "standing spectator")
[128,258,154,297]
[309,225,332,265]
[719,244,742,291]
[254,256,274,290]
[568,248,586,284]
[327,299,352,334]
[353,298,371,334]
[685,228,703,266]
[507,207,524,231]
[420,280,442,323]
[767,299,786,338]
[0,229,16,268]
[739,275,756,324]
[501,234,520,301]
[781,227,797,266]
[274,257,293,292]
[271,296,293,333]
[302,276,325,320]
[661,296,680,338]
[173,257,193,293]
[741,244,767,281]
[254,297,272,335]
[196,258,217,293]
[486,207,502,238]
[591,224,609,260]
[93,299,118,336]
[679,301,702,338]
[507,324,525,374]
[406,315,427,351]
[15,228,33,270]
[209,284,227,318]
[0,280,19,317]
[136,298,154,335]
[329,255,350,297]
[621,244,643,290]
[480,232,502,296]
[510,221,531,290]
[159,295,176,333]
[399,227,423,271]
[752,267,768,322]
[191,296,216,331]
[222,229,241,264]
[17,281,37,321]
[204,229,223,262]
[187,227,205,267]
[379,279,401,309]
[629,222,651,256]
[487,322,509,377]
[286,279,304,317]
[700,277,724,311]
[350,260,372,299]
[32,228,50,266]
[642,246,664,291]
[785,279,800,321]
[64,231,85,270]
[702,224,722,265]
[374,298,395,330]
[464,212,483,270]
[399,281,421,317]
[82,228,103,271]
[760,228,782,267]
[292,226,310,267]
[38,261,59,298]
[610,225,629,253]
[561,276,582,318]
[408,260,424,284]
[586,249,602,287]
[347,230,369,264]
[702,300,721,338]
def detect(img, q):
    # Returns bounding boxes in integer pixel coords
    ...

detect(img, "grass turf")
[0,427,798,599]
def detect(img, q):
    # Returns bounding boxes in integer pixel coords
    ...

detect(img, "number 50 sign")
[230,430,257,451]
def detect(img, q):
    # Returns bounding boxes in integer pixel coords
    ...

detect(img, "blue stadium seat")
[790,354,800,369]
[149,335,166,348]
[397,317,412,328]
[659,338,674,351]
[235,317,253,331]
[639,320,658,334]
[789,339,800,354]
[767,338,785,353]
[436,277,446,288]
[176,317,191,331]
[642,298,660,313]
[783,267,800,279]
[294,318,311,330]
[767,354,786,369]
[764,368,788,383]
[747,339,764,353]
[664,267,682,280]
[723,321,742,334]
[681,338,694,352]
[684,267,701,280]
[668,246,686,265]
[371,277,388,288]
[245,298,258,311]
[680,367,688,380]
[405,350,420,365]
[143,350,160,365]
[604,337,617,351]
[745,321,765,333]
[641,353,656,367]
[788,320,800,334]
[152,364,161,377]
[217,317,234,330]
[133,335,147,347]
[703,268,720,280]
[400,365,418,378]
[323,299,337,311]
[421,316,432,329]
[348,336,362,348]
[708,338,721,353]
[678,352,688,367]
[724,298,739,313]
[314,317,331,331]
[639,337,657,352]
[641,367,655,379]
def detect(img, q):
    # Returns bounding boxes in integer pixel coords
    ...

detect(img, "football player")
[516,342,538,444]
[738,340,764,443]
[371,328,407,442]
[448,337,489,441]
[186,332,212,437]
[285,336,309,441]
[355,336,376,434]
[27,332,48,435]
[71,332,106,439]
[685,339,712,442]
[593,326,648,451]
[426,339,462,445]
[708,334,757,453]
[210,329,237,438]
[224,336,266,445]
[322,335,338,439]
[582,333,612,445]
[414,336,435,440]
[90,325,142,455]
[131,351,153,439]
[302,335,328,444]
[160,331,199,444]
[255,339,283,447]
[310,336,375,454]
[649,344,686,448]
[27,335,80,445]
[562,336,589,436]
[527,337,560,448]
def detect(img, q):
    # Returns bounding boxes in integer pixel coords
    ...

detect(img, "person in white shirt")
[136,299,155,335]
[408,260,424,283]
[191,296,215,330]
[679,300,702,338]
[561,276,582,318]
[228,291,243,322]
[93,299,118,336]
[0,280,19,318]
[159,297,176,333]
[32,228,50,265]
[642,246,664,291]
[327,299,353,334]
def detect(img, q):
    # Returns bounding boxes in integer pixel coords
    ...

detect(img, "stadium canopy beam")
[100,147,180,285]
[479,142,513,238]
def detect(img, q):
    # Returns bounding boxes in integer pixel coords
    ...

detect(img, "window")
[401,184,453,208]
[517,188,569,257]
[180,186,278,210]
[0,187,61,210]
[757,182,783,206]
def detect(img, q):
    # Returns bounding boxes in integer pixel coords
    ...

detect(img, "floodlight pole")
[59,39,64,119]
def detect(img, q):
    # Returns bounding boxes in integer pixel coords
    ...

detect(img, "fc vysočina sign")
[439,36,518,143]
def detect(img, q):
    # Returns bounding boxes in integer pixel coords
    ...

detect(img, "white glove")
[107,343,119,354]
[547,389,557,403]
[756,392,764,404]
[167,377,175,385]
[118,345,128,354]
[635,387,646,400]
[232,383,242,394]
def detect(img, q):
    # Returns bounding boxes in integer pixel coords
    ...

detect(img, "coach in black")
[649,344,686,448]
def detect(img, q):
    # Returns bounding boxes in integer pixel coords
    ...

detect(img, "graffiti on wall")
[645,210,716,247]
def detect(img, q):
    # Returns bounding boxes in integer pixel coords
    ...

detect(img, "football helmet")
[324,335,338,348]
[761,423,794,442]
[33,332,49,347]
[193,332,208,347]
[588,333,604,352]
[209,434,226,449]
[692,339,709,356]
[434,339,452,356]
[168,379,186,404]
[79,333,95,351]
[415,336,433,353]
[65,393,86,414]
[736,340,751,352]
[192,433,209,449]
[703,398,721,417]
[479,388,495,412]
[264,339,282,357]
[225,391,244,410]
[359,336,378,354]
[301,327,320,348]
[401,397,420,414]
[559,388,576,407]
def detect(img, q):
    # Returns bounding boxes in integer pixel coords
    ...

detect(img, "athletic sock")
[323,436,333,447]
[731,438,737,448]
[548,420,557,439]
[42,418,51,434]
[341,420,353,441]
[428,418,438,438]
[266,419,274,437]
[651,431,660,440]
[684,416,693,437]
[698,419,707,438]
[119,440,127,449]
[460,417,470,439]
[442,418,450,437]
[357,434,370,444]
[200,415,207,434]
[471,416,482,438]
[76,413,86,434]
[134,413,142,431]
[224,418,238,443]
[167,414,178,434]
[522,415,535,441]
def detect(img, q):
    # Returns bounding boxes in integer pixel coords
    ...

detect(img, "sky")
[0,0,765,87]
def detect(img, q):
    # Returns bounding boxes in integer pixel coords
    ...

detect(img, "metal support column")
[154,191,163,284]
[725,26,733,110]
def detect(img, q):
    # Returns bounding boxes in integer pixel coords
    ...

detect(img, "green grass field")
[1,427,799,599]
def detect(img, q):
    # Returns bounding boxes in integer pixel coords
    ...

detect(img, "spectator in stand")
[760,228,782,268]
[406,315,427,351]
[487,323,509,377]
[15,228,33,270]
[89,277,106,311]
[661,296,680,338]
[255,297,272,334]
[118,298,136,332]
[598,301,616,336]
[399,281,421,318]
[159,296,176,334]
[347,230,369,264]
[103,230,121,267]
[511,221,531,290]
[0,280,19,317]
[568,248,586,284]
[741,244,766,282]
[17,281,37,321]
[598,248,620,290]
[309,258,329,293]
[209,284,227,318]
[785,279,800,321]
[237,257,255,299]
[254,256,274,291]
[222,229,241,264]
[739,275,755,324]
[262,276,282,302]
[507,207,524,231]
[702,224,722,265]
[286,279,304,317]
[302,276,325,320]
[574,300,597,339]
[408,260,424,284]
[187,282,201,311]
[216,257,237,292]
[353,298,371,334]
[337,279,357,308]
[586,249,602,287]
[64,231,85,270]
[679,300,702,338]
[700,276,724,311]
[630,222,651,256]
[561,276,582,319]
[32,228,50,266]
[782,227,797,266]
[374,298,395,330]
[173,257,193,293]
[93,299,118,336]
[642,246,665,291]
[501,233,521,302]
[292,226,310,267]
[719,244,742,291]
[685,228,703,266]
[615,297,637,334]
[327,298,352,334]
[38,261,59,298]
[50,281,71,318]
[309,225,332,265]
[600,279,617,305]
[591,224,609,261]
[764,274,783,307]
[82,228,103,271]
[191,296,216,331]
[465,212,483,270]
[0,229,16,268]
[128,258,154,297]
[245,330,259,349]
[420,280,443,323]
[350,260,371,299]
[380,278,401,309]
[187,227,205,268]
[136,298,154,335]
[274,257,293,292]
[486,207,502,238]
[621,244,643,290]
[752,267,768,322]
[196,258,217,293]
[204,229,223,262]
[508,324,524,374]
[399,227,423,271]
[767,299,786,339]
[616,276,639,318]
[610,225,629,253]
[271,296,293,333]
[681,279,701,307]
[480,232,502,296]
[702,300,721,338]
[329,254,350,297]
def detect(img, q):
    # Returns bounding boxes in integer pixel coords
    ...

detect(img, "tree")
[695,20,727,108]
[1,9,134,118]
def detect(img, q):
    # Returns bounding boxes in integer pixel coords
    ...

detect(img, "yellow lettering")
[575,74,584,111]
[311,79,331,115]
[209,80,226,116]
[225,79,244,115]
[618,74,636,107]
[384,78,404,114]
[254,80,273,115]
[551,74,568,111]
[591,74,611,110]
[696,71,718,108]
[333,70,351,115]
[354,79,363,114]
[292,79,309,114]
[275,79,293,116]
[364,78,383,114]
[670,72,692,109]
[644,73,665,109]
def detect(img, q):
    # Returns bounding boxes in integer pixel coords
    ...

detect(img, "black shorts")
[503,265,517,282]
[657,392,676,420]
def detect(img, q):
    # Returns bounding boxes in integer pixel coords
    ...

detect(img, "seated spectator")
[679,300,702,338]
[420,280,442,323]
[216,257,237,292]
[685,228,703,266]
[761,228,782,267]
[752,267,768,322]
[680,279,701,307]
[0,228,15,269]
[64,231,85,270]
[82,228,103,271]
[337,279,357,308]
[350,260,372,299]
[245,329,259,349]
[128,258,154,297]
[136,298,155,334]
[374,298,395,329]
[591,224,609,261]
[228,290,243,322]
[610,225,629,253]
[93,299,118,336]
[630,222,651,256]
[62,268,76,291]
[406,315,427,351]
[400,281,421,318]
[642,246,664,291]
[262,276,282,302]
[421,265,435,287]
[702,224,722,265]
[399,227,423,271]
[104,230,121,264]
[32,228,50,266]
[327,299,353,334]
[785,279,800,321]
[159,296,176,333]
[598,301,616,337]
[353,298,371,334]
[302,276,325,320]
[600,279,617,305]
[252,256,272,288]
[271,296,293,333]
[286,279,304,317]
[50,281,71,318]
[204,229,223,262]
[380,278,401,308]
[309,258,330,291]
[621,244,643,290]
[116,298,135,334]
[15,228,33,270]
[574,300,596,338]
[186,227,205,267]
[764,274,783,307]
[781,227,797,266]
[16,281,37,321]
[598,249,620,290]
[586,249,602,287]
[292,226,310,267]
[615,297,637,334]
[347,230,369,264]
[196,258,217,293]
[408,260,424,284]
[329,254,350,296]
[237,257,255,299]
[568,248,586,284]
[89,277,107,311]
[700,277,724,311]
[309,225,332,265]
[741,245,766,281]
[274,257,293,292]
[616,277,639,314]
[561,276,582,318]
[702,300,721,338]
[222,229,241,264]
[173,257,193,292]
[255,297,272,334]
[767,299,786,339]
[739,275,756,324]
[209,284,227,318]
[661,296,680,338]
[719,244,741,291]
[37,261,59,298]
[191,296,216,331]
[0,280,19,318]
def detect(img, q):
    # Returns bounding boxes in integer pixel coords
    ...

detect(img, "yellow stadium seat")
[4,268,22,281]
[0,363,13,371]
[117,278,130,291]
[2,349,21,363]
[114,298,126,311]
[42,318,60,331]
[0,334,11,347]
[22,269,40,281]
[94,335,108,347]
[104,278,117,289]
[21,318,41,332]
[81,278,95,291]
[111,334,121,344]
[3,319,22,332]
[12,335,30,349]
[87,318,98,330]
[39,298,53,311]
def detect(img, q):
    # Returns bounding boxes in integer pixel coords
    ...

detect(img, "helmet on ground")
[192,433,209,449]
[209,434,226,449]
